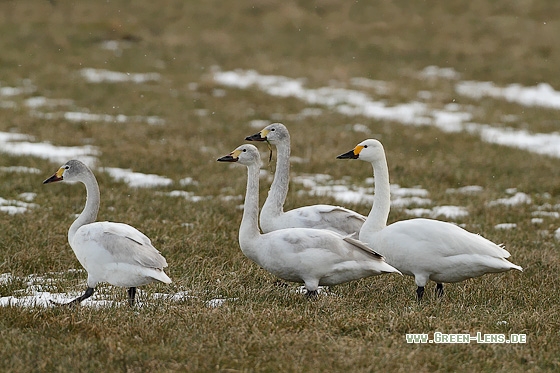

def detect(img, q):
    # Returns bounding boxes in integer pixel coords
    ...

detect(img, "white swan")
[43,160,171,306]
[217,144,400,296]
[337,139,522,301]
[245,123,365,235]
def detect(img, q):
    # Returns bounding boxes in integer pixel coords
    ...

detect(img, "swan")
[245,122,365,235]
[337,139,522,301]
[43,160,171,306]
[217,144,400,296]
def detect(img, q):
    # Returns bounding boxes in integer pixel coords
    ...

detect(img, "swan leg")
[416,286,425,302]
[306,289,319,299]
[304,279,320,299]
[127,287,137,307]
[51,287,95,306]
[435,283,444,298]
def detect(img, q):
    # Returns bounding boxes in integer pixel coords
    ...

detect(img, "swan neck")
[361,156,390,235]
[263,141,290,218]
[69,171,100,242]
[240,163,262,241]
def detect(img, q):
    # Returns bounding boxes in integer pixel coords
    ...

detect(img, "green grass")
[1,1,559,371]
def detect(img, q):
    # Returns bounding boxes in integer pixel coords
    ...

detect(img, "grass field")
[1,1,559,371]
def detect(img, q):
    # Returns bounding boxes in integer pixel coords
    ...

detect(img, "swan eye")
[363,145,368,148]
[271,128,275,131]
[64,165,70,169]
[243,148,247,152]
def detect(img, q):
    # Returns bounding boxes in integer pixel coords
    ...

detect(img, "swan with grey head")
[217,144,400,297]
[43,160,171,306]
[246,123,365,236]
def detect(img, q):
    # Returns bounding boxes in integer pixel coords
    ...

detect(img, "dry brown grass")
[0,1,559,372]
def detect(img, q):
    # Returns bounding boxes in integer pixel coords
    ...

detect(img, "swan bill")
[43,167,65,184]
[336,149,359,159]
[245,132,267,141]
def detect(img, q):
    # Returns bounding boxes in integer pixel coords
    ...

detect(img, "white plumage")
[246,123,365,236]
[43,160,171,306]
[217,144,400,297]
[337,139,522,300]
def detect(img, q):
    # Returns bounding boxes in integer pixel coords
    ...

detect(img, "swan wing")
[383,218,511,259]
[78,221,168,269]
[274,205,366,235]
[342,235,384,260]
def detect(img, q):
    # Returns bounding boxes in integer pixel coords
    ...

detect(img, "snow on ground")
[0,130,99,167]
[446,185,484,194]
[213,67,560,158]
[405,206,469,219]
[2,75,164,125]
[31,110,165,126]
[455,81,560,110]
[2,65,560,303]
[0,271,229,308]
[488,192,532,207]
[0,166,42,174]
[100,167,173,188]
[80,68,161,84]
[0,196,38,215]
[494,223,518,230]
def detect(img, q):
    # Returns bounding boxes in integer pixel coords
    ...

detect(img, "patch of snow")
[419,66,461,80]
[406,205,469,219]
[0,131,99,166]
[0,197,38,214]
[456,81,560,110]
[488,192,532,207]
[214,68,560,159]
[446,185,484,194]
[101,167,173,188]
[0,166,42,174]
[163,190,206,202]
[494,223,517,230]
[80,68,161,84]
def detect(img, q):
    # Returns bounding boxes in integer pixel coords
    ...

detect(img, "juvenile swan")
[43,160,171,306]
[246,123,365,235]
[337,139,522,301]
[217,144,400,297]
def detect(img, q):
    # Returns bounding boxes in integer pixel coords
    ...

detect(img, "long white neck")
[69,171,100,244]
[239,162,263,250]
[359,154,391,239]
[262,140,290,220]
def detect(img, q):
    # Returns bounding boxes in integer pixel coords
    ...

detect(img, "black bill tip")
[217,155,238,162]
[43,174,63,184]
[245,133,266,142]
[336,149,358,159]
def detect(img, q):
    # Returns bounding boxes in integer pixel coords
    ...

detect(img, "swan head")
[245,122,289,145]
[43,159,91,184]
[217,144,261,167]
[336,139,385,163]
